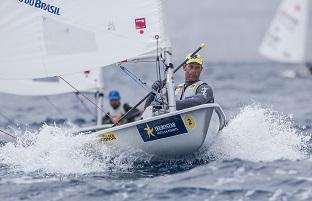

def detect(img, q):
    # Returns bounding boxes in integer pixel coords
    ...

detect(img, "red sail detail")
[135,18,146,29]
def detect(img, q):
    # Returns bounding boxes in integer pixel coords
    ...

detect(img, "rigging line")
[0,128,16,139]
[125,60,156,63]
[74,92,96,118]
[58,76,119,126]
[121,71,149,92]
[43,96,66,118]
[119,65,149,92]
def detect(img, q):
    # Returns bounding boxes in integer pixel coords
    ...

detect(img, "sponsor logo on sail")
[135,18,146,34]
[18,0,61,16]
[137,115,188,142]
[135,18,146,29]
[84,70,91,77]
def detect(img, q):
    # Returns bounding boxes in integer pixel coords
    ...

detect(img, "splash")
[0,124,209,176]
[0,124,149,175]
[209,104,309,161]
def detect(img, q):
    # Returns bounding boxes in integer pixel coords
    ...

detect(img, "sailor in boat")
[145,53,214,110]
[102,90,142,124]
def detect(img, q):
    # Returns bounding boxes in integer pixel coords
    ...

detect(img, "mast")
[95,68,105,126]
[164,47,176,112]
[95,90,104,126]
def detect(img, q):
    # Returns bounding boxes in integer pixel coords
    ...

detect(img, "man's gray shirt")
[144,80,214,110]
[176,82,214,110]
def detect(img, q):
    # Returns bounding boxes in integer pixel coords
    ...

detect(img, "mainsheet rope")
[58,76,118,126]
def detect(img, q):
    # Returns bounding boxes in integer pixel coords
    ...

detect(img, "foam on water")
[209,104,309,161]
[0,125,145,174]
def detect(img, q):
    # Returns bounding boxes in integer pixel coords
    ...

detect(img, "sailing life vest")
[175,80,205,100]
[107,102,127,124]
[109,102,126,116]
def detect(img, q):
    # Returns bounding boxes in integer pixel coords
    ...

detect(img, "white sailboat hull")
[0,104,226,159]
[90,103,226,158]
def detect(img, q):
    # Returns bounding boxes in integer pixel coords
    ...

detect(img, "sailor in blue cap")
[103,90,141,124]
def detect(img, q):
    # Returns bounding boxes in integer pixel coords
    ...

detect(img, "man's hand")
[112,113,122,124]
[151,80,164,94]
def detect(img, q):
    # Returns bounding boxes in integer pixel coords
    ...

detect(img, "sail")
[0,69,102,95]
[259,0,308,63]
[0,0,171,79]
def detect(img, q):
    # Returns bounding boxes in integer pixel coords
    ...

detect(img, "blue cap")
[108,90,120,100]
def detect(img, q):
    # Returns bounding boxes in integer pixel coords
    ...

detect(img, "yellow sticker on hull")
[183,114,196,129]
[99,132,117,142]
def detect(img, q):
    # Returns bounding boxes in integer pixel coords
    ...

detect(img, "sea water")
[0,62,311,201]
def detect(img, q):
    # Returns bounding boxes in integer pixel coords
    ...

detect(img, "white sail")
[259,0,308,63]
[0,0,171,79]
[0,69,102,95]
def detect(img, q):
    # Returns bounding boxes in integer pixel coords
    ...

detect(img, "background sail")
[0,69,102,95]
[0,0,171,79]
[259,0,308,63]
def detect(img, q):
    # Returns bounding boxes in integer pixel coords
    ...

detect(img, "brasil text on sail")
[18,0,61,16]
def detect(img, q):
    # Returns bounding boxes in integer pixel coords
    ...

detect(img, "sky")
[163,0,311,62]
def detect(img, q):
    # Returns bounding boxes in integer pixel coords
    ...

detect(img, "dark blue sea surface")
[0,62,311,201]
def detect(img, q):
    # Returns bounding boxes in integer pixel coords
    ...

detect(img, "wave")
[208,104,310,161]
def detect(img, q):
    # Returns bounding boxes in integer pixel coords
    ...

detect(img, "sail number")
[183,114,196,129]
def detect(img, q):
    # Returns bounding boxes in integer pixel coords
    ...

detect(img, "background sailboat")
[259,0,311,77]
[0,0,171,127]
